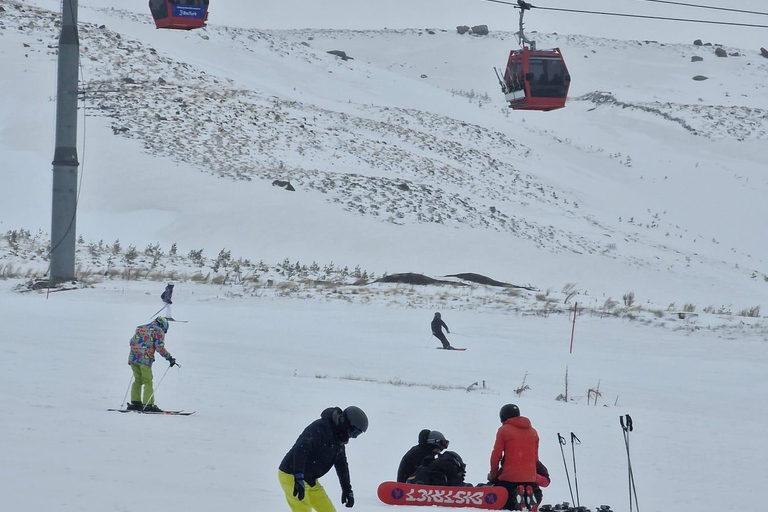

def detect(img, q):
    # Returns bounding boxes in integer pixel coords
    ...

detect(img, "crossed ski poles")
[621,414,640,512]
[557,432,581,508]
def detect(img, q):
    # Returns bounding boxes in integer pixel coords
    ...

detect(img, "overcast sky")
[214,0,768,50]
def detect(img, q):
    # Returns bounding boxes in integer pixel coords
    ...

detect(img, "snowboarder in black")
[410,450,472,487]
[431,312,453,349]
[278,406,368,511]
[397,429,449,483]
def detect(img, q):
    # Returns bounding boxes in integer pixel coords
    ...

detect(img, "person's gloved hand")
[293,473,305,501]
[168,356,177,367]
[341,489,355,508]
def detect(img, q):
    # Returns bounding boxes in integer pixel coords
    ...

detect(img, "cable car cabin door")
[504,47,570,111]
[150,0,209,30]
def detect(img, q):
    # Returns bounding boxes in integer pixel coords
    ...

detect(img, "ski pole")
[149,304,166,320]
[120,374,134,410]
[143,364,171,411]
[558,433,575,506]
[620,414,640,512]
[570,432,581,507]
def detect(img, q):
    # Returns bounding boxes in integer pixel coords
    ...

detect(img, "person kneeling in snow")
[409,450,472,487]
[397,429,449,483]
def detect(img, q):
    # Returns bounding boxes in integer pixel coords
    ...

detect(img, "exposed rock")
[446,273,535,290]
[426,30,435,35]
[456,25,470,35]
[693,39,703,46]
[760,47,768,58]
[692,75,709,81]
[729,51,740,57]
[327,50,353,61]
[470,25,489,36]
[272,180,296,191]
[122,76,136,84]
[691,56,703,62]
[397,183,410,191]
[157,77,166,84]
[715,47,727,58]
[301,41,309,47]
[375,273,458,286]
[420,74,428,78]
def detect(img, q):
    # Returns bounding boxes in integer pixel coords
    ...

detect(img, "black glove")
[168,356,177,367]
[293,473,305,501]
[341,489,354,508]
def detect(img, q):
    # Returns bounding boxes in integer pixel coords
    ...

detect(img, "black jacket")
[431,317,448,335]
[397,429,435,482]
[279,407,352,491]
[411,453,467,486]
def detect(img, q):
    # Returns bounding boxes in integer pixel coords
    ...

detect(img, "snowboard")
[436,347,467,351]
[377,482,508,509]
[108,408,195,416]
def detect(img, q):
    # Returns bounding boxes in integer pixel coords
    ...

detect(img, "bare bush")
[737,305,761,317]
[515,372,531,397]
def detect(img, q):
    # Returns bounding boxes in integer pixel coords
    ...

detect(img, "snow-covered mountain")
[3,0,767,310]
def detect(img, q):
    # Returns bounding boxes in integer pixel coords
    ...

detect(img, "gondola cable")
[477,0,768,29]
[627,0,768,18]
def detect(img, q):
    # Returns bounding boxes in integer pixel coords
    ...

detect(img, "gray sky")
[213,0,767,50]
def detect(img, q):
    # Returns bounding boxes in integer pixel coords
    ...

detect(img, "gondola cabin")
[502,47,570,111]
[149,0,209,30]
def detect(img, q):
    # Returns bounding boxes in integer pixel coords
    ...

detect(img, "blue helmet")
[155,316,169,333]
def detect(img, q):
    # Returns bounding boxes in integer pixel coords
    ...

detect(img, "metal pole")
[569,301,578,353]
[50,0,80,283]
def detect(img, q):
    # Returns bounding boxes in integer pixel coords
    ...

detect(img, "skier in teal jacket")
[127,316,176,412]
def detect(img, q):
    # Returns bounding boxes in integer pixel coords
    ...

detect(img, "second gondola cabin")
[149,0,209,30]
[502,46,570,111]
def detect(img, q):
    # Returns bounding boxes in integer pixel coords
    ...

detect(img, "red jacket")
[490,416,539,483]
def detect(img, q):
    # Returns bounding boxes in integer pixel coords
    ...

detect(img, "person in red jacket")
[488,404,540,511]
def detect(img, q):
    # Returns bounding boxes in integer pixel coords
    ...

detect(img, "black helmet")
[500,404,520,422]
[417,428,432,445]
[343,406,368,438]
[434,312,441,318]
[426,430,449,450]
[441,451,466,469]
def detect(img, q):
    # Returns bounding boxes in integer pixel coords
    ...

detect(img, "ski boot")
[142,404,163,412]
[126,401,142,411]
[525,485,538,511]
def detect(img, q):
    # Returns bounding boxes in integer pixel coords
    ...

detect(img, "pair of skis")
[108,407,195,416]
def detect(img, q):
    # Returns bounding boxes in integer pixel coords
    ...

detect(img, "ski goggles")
[350,427,363,439]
